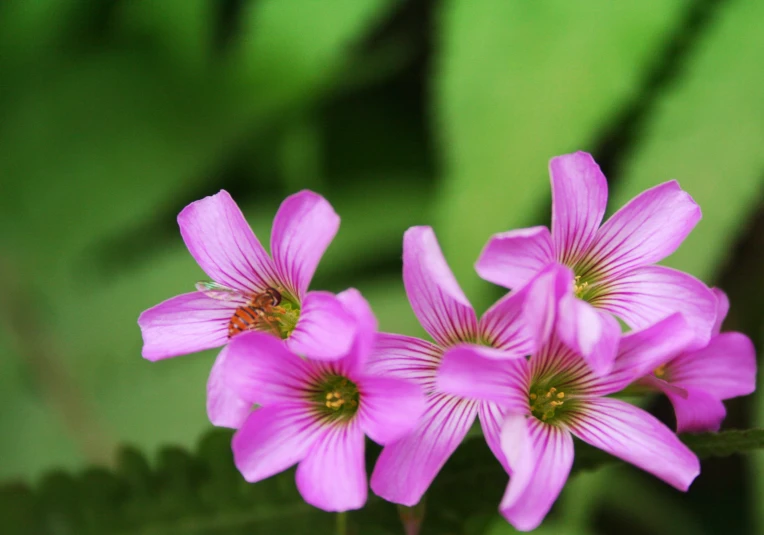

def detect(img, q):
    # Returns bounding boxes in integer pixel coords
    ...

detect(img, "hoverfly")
[196,281,283,338]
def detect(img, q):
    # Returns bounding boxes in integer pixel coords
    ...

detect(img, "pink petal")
[584,181,700,279]
[669,332,757,399]
[522,263,574,349]
[271,190,340,299]
[370,393,477,506]
[366,333,442,390]
[335,288,378,370]
[568,398,700,490]
[437,345,529,410]
[475,226,554,290]
[479,402,510,473]
[403,226,478,346]
[590,313,694,396]
[499,414,574,532]
[711,287,730,335]
[550,152,608,265]
[596,266,716,349]
[358,376,425,445]
[296,423,367,512]
[479,286,536,357]
[138,292,234,361]
[667,387,727,434]
[232,404,322,483]
[557,293,621,376]
[224,331,311,405]
[206,346,251,428]
[178,190,277,293]
[286,290,355,360]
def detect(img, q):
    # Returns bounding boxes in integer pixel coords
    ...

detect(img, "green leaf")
[681,429,764,458]
[433,0,690,304]
[4,427,764,535]
[607,0,764,281]
[231,0,399,117]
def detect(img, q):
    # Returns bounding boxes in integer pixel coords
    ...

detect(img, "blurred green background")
[1,0,763,533]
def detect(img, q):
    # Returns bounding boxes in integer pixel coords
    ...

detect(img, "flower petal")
[557,293,621,376]
[232,404,322,483]
[403,226,478,346]
[224,331,311,405]
[550,152,608,265]
[206,346,251,428]
[667,387,727,434]
[358,376,425,445]
[568,397,700,490]
[138,292,233,361]
[271,190,340,299]
[475,226,554,290]
[437,344,529,410]
[295,423,367,512]
[590,313,694,396]
[335,288,378,370]
[479,402,510,473]
[286,290,355,360]
[178,190,276,293]
[370,393,477,506]
[480,286,536,357]
[711,287,730,336]
[366,333,442,390]
[668,332,757,399]
[522,263,574,349]
[584,181,700,278]
[499,415,574,532]
[596,266,716,349]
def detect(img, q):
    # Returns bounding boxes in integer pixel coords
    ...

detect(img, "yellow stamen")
[654,364,667,378]
[529,386,566,422]
[573,275,589,298]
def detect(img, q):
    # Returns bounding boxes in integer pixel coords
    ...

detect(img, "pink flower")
[369,226,537,506]
[138,190,355,428]
[476,151,716,375]
[222,289,425,512]
[639,288,757,433]
[437,264,701,531]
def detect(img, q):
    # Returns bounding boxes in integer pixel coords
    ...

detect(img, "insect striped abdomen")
[228,306,264,337]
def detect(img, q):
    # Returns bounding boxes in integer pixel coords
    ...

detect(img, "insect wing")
[195,281,246,302]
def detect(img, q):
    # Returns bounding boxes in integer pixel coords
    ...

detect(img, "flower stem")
[336,512,347,535]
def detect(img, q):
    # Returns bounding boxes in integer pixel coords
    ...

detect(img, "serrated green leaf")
[608,0,764,281]
[0,430,399,535]
[681,429,764,458]
[433,0,690,304]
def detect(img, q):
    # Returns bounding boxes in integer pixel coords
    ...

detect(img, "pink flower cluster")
[138,152,756,530]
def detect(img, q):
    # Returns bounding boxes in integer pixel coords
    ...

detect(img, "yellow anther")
[654,364,667,378]
[529,393,537,400]
[557,392,565,399]
[573,275,590,297]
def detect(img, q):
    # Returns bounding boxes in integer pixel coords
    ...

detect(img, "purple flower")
[369,226,537,506]
[222,289,425,512]
[476,151,716,375]
[138,190,355,428]
[437,264,701,531]
[639,288,757,433]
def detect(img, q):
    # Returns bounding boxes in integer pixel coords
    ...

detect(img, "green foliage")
[433,0,689,304]
[609,0,764,282]
[3,428,763,535]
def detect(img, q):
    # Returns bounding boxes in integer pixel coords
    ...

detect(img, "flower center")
[572,275,590,299]
[654,364,667,379]
[529,386,566,422]
[309,374,360,422]
[226,289,300,340]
